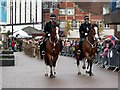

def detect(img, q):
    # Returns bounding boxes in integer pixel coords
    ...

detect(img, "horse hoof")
[89,73,94,76]
[82,66,86,69]
[45,73,48,77]
[54,72,56,75]
[78,72,81,75]
[86,71,90,74]
[50,74,55,78]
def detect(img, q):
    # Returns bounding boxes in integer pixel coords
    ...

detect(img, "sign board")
[0,0,7,23]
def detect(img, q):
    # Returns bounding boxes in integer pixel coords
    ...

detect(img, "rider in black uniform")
[78,16,91,60]
[41,14,63,55]
[79,16,91,41]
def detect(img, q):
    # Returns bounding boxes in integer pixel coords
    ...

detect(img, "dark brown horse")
[44,26,61,78]
[75,24,100,76]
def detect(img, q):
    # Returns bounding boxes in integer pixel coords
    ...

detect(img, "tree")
[64,20,71,38]
[4,30,11,37]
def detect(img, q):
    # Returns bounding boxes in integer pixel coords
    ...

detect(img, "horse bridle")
[86,37,97,48]
[49,37,59,47]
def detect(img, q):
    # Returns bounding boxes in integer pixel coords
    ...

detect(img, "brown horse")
[44,26,61,78]
[75,24,100,76]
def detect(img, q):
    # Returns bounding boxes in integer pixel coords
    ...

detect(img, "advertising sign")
[0,0,7,22]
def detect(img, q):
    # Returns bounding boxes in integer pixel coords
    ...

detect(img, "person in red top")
[11,40,15,51]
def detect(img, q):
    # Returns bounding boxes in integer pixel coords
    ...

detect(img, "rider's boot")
[41,40,46,55]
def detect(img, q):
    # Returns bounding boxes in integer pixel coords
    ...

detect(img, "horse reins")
[49,37,59,49]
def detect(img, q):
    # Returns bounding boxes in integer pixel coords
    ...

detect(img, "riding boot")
[59,39,63,52]
[41,39,46,55]
[79,39,84,59]
[79,40,83,51]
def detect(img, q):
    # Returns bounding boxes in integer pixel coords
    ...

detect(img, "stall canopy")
[12,30,32,38]
[22,26,42,36]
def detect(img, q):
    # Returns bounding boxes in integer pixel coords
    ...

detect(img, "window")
[59,9,66,15]
[67,9,74,15]
[117,25,120,31]
[60,21,65,28]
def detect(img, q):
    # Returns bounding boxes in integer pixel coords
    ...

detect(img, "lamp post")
[10,0,13,39]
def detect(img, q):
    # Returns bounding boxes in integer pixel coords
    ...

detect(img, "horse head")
[90,24,100,42]
[51,26,59,40]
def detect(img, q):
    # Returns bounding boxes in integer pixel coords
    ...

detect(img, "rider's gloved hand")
[48,33,51,37]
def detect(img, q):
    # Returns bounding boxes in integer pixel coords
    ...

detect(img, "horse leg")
[89,60,94,76]
[53,67,56,75]
[82,58,86,69]
[77,59,81,75]
[76,50,81,75]
[49,56,55,78]
[86,59,90,74]
[53,62,57,75]
[50,66,55,78]
[45,65,49,77]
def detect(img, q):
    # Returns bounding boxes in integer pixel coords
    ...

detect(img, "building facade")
[104,0,120,38]
[0,0,42,33]
[43,2,103,39]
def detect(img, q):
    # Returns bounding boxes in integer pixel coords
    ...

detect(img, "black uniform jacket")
[44,21,59,34]
[79,22,91,38]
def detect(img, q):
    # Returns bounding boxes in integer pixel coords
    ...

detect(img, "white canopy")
[10,30,32,38]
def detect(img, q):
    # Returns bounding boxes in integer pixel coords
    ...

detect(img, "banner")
[1,0,7,22]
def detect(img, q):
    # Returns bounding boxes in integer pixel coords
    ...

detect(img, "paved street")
[2,52,118,88]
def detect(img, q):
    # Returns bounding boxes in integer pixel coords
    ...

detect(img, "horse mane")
[91,24,98,29]
[88,24,98,35]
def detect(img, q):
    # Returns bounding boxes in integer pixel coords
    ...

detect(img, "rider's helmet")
[50,14,56,19]
[84,16,89,20]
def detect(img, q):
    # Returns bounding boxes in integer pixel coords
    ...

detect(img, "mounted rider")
[41,14,63,55]
[78,16,92,59]
[79,15,91,41]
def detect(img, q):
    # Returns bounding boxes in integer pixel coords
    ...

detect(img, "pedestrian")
[14,42,17,52]
[11,40,15,51]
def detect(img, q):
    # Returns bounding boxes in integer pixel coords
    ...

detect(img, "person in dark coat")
[41,14,62,55]
[79,16,91,41]
[44,14,59,37]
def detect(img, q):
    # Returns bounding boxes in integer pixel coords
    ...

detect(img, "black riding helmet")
[84,16,89,20]
[50,14,56,18]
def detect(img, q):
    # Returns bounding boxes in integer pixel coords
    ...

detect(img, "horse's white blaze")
[56,27,59,40]
[94,27,99,39]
